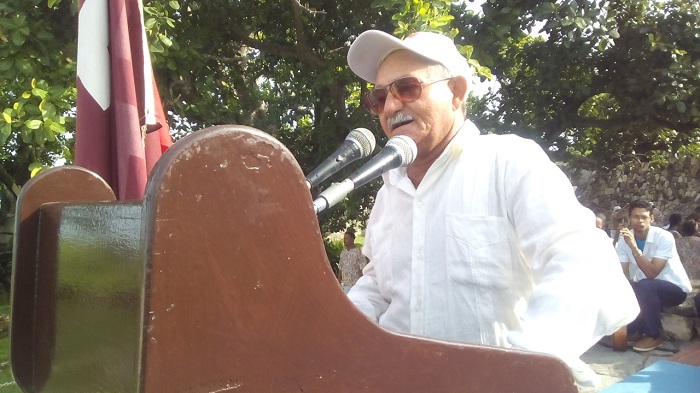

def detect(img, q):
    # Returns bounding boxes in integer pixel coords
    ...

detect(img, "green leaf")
[30,163,45,178]
[48,121,66,133]
[150,42,165,53]
[169,1,180,10]
[19,129,33,144]
[0,123,11,146]
[36,30,53,41]
[676,101,686,113]
[11,31,26,46]
[15,57,32,74]
[144,18,157,29]
[24,119,42,130]
[42,124,56,141]
[0,58,12,71]
[32,88,48,99]
[158,34,172,47]
[1,112,10,124]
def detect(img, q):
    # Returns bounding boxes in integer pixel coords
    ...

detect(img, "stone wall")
[559,156,700,226]
[560,158,700,340]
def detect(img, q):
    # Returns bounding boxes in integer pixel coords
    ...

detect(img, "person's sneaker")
[632,336,663,352]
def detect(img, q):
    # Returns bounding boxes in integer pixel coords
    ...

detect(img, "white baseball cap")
[347,30,472,84]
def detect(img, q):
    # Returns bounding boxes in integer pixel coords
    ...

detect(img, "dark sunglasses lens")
[364,89,388,114]
[393,77,422,102]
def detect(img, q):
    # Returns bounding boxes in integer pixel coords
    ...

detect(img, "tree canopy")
[462,0,700,167]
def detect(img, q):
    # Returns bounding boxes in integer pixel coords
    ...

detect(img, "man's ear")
[449,75,468,111]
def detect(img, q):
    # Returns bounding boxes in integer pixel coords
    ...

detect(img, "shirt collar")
[384,119,481,189]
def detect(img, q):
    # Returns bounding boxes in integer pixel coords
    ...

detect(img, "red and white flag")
[76,0,172,200]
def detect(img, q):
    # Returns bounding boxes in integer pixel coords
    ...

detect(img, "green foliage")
[0,0,77,176]
[459,0,700,168]
[0,0,699,292]
[0,302,19,393]
[376,0,492,80]
[324,237,344,274]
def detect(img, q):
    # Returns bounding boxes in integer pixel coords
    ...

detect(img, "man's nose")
[382,90,403,114]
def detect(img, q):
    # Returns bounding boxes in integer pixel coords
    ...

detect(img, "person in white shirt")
[345,29,639,388]
[615,199,692,352]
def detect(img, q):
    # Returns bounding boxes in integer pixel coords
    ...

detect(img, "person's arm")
[346,190,391,321]
[619,227,668,278]
[621,261,630,279]
[500,139,638,383]
[347,263,390,321]
[615,234,634,279]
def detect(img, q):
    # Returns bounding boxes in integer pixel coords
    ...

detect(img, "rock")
[661,313,696,341]
[557,156,700,224]
[663,292,699,317]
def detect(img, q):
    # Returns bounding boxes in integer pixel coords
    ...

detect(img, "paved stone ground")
[578,337,699,392]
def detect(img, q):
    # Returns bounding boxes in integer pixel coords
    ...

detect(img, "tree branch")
[227,2,327,69]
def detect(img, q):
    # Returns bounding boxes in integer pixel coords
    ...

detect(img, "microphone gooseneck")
[305,128,376,189]
[313,135,417,214]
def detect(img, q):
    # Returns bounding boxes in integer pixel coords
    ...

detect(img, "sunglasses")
[362,76,453,115]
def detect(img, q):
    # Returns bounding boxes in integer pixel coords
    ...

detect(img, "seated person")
[616,200,692,351]
[667,213,682,239]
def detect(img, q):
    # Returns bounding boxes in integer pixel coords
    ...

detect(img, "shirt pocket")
[446,214,513,289]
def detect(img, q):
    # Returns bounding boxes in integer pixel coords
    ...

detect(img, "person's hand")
[619,227,636,249]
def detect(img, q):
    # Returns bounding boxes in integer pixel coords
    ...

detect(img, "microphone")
[306,128,376,188]
[313,135,417,214]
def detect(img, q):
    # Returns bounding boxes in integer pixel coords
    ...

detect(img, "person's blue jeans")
[628,278,687,338]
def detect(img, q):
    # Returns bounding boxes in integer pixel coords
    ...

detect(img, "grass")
[0,301,20,392]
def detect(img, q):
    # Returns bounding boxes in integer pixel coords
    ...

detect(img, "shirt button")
[417,202,423,208]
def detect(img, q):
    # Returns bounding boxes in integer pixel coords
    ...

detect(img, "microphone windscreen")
[346,128,376,158]
[386,135,417,167]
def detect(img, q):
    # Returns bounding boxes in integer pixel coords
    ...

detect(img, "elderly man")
[345,30,639,387]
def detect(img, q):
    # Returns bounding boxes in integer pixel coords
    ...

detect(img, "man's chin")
[388,124,417,139]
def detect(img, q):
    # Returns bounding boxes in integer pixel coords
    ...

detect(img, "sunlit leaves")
[0,0,77,192]
[459,0,700,167]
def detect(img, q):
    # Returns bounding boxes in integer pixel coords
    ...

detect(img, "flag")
[75,0,173,200]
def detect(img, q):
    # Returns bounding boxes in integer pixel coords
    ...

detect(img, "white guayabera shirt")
[348,120,639,386]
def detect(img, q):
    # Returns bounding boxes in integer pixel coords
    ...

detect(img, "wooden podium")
[10,125,577,392]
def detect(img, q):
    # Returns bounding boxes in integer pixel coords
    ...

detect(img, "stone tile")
[581,338,700,392]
